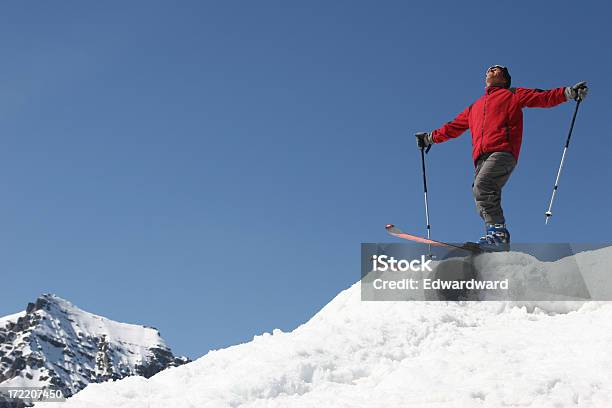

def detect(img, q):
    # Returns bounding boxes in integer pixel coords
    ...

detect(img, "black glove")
[564,81,588,101]
[416,132,433,149]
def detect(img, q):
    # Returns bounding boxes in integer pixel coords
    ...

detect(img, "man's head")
[485,65,511,88]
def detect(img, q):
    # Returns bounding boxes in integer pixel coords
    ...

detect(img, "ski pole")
[545,97,582,224]
[420,142,433,255]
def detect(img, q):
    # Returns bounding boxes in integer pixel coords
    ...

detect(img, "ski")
[385,224,484,254]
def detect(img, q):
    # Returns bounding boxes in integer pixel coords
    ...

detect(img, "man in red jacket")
[416,65,588,250]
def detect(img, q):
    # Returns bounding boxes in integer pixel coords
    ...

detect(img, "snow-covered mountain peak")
[25,293,167,352]
[0,294,189,401]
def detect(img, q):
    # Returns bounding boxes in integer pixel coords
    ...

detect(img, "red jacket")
[431,86,568,165]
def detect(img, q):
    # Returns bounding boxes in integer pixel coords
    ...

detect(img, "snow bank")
[41,248,612,408]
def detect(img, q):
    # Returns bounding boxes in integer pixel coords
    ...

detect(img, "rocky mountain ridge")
[0,294,189,404]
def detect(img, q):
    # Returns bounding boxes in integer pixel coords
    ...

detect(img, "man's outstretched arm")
[516,82,588,108]
[428,105,471,144]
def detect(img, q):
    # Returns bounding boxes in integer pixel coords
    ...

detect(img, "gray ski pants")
[472,152,516,225]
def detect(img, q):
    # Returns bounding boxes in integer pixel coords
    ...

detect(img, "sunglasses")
[487,65,507,73]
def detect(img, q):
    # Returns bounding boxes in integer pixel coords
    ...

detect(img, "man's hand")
[416,132,434,149]
[564,81,588,101]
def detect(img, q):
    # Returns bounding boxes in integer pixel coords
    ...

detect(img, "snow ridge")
[42,248,612,407]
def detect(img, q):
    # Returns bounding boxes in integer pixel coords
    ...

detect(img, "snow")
[0,310,25,327]
[37,294,167,353]
[41,248,612,407]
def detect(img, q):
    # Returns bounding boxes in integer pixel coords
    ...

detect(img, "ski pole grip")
[415,132,433,154]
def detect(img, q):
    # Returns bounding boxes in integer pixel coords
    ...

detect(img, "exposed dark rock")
[34,297,51,312]
[0,394,28,408]
[135,347,192,378]
[25,355,44,369]
[25,303,36,314]
[12,356,26,371]
[36,334,65,349]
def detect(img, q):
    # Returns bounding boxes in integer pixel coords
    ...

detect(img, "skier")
[416,65,588,250]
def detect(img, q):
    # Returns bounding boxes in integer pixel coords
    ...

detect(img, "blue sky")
[0,1,610,358]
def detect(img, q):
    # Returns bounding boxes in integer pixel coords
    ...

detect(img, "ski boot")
[478,224,510,252]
